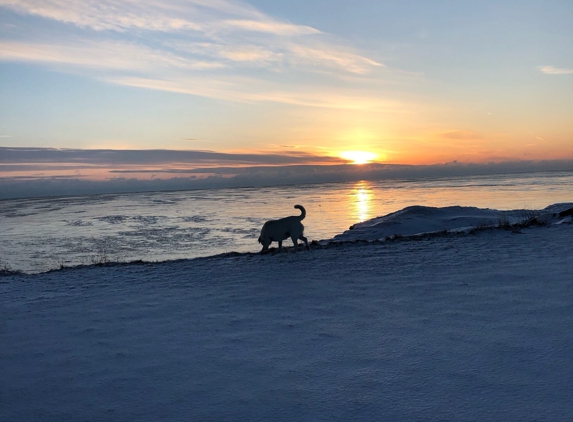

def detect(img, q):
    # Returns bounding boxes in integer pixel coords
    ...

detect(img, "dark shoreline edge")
[2,216,570,280]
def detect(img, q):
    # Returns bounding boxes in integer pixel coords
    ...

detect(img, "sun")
[340,151,378,165]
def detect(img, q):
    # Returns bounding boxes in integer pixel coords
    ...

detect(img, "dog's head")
[258,235,271,249]
[258,223,273,251]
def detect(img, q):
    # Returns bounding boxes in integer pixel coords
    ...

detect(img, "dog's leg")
[290,235,299,252]
[299,235,309,250]
[278,240,282,252]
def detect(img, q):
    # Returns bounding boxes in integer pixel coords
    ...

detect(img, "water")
[1,171,572,274]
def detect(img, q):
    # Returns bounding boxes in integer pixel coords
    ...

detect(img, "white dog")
[258,205,310,253]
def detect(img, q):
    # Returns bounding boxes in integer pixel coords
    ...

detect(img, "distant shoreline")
[2,156,573,200]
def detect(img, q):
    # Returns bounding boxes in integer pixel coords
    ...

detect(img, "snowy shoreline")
[2,205,573,421]
[2,202,572,276]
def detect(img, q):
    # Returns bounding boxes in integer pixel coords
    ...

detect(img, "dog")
[258,205,310,253]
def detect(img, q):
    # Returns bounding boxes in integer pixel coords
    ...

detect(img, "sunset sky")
[1,0,572,194]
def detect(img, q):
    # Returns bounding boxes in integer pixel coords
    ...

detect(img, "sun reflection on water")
[352,181,374,223]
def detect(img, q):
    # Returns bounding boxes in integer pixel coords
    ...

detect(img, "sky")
[1,0,572,197]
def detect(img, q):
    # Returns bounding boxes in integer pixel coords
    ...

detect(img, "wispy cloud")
[287,44,383,74]
[168,41,284,66]
[222,19,319,36]
[0,0,388,108]
[0,40,224,70]
[538,66,573,75]
[1,0,268,33]
[0,0,377,73]
[106,76,406,111]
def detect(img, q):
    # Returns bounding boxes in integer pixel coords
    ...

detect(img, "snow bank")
[334,202,573,241]
[1,204,573,421]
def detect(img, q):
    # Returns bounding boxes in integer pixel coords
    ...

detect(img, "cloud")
[286,44,383,74]
[538,66,573,75]
[0,0,379,74]
[0,40,224,71]
[0,0,391,111]
[2,154,573,199]
[168,41,284,66]
[0,146,343,167]
[106,76,406,110]
[0,37,396,108]
[222,19,320,36]
[1,0,247,33]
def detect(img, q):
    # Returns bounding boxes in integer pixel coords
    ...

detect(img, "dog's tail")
[294,204,306,221]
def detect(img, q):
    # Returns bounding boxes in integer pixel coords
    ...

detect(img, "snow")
[334,202,573,241]
[2,204,573,421]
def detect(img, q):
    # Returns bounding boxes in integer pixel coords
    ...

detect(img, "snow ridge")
[334,202,573,242]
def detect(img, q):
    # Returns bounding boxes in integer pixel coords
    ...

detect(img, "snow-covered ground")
[2,204,573,421]
[334,202,573,241]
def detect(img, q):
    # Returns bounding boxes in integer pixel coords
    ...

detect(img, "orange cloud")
[538,66,573,75]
